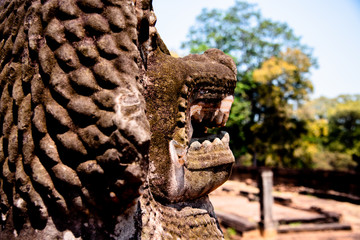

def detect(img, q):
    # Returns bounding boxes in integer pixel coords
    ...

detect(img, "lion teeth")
[222,113,230,127]
[190,95,234,127]
[213,138,222,146]
[189,141,201,151]
[202,140,211,148]
[221,132,230,144]
[169,140,187,165]
[220,95,234,114]
[219,95,233,126]
[188,134,230,152]
[215,113,224,125]
[190,104,204,122]
[211,109,219,122]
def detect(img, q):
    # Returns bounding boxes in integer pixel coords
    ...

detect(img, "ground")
[210,180,360,240]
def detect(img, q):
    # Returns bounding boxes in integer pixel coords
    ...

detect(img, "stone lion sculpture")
[0,0,236,239]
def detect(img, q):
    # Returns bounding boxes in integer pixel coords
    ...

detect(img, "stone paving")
[210,195,323,223]
[210,180,360,240]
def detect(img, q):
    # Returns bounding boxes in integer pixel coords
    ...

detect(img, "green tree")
[182,1,315,77]
[248,48,313,167]
[295,95,360,171]
[296,96,337,120]
[327,97,360,157]
[182,1,317,167]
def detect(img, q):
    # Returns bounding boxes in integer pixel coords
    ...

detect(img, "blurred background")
[153,1,360,239]
[154,0,360,172]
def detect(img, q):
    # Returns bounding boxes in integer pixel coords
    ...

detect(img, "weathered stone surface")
[97,34,121,57]
[70,67,99,91]
[144,49,236,203]
[84,13,110,34]
[39,44,57,75]
[68,95,99,117]
[41,0,59,23]
[17,94,32,131]
[45,18,66,46]
[44,93,73,128]
[105,6,126,30]
[92,89,116,109]
[258,169,278,237]
[59,0,80,18]
[77,0,104,11]
[93,58,123,86]
[55,43,81,70]
[50,65,75,100]
[40,134,61,164]
[12,26,26,56]
[0,0,236,239]
[57,131,88,155]
[63,18,86,40]
[32,104,47,134]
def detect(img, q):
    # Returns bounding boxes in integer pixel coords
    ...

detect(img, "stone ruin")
[0,0,237,239]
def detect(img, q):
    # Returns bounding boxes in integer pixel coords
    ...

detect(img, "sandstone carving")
[140,48,237,239]
[0,0,236,239]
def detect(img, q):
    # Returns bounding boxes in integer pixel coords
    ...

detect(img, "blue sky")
[153,0,360,99]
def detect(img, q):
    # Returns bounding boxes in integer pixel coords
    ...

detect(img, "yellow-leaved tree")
[182,1,317,167]
[295,95,360,171]
[246,48,313,167]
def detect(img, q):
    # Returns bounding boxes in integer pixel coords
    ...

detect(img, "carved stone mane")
[0,0,236,239]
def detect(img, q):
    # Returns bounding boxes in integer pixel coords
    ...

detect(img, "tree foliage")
[182,1,316,76]
[327,96,360,155]
[247,48,313,167]
[182,0,317,168]
[296,95,360,171]
[183,1,358,171]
